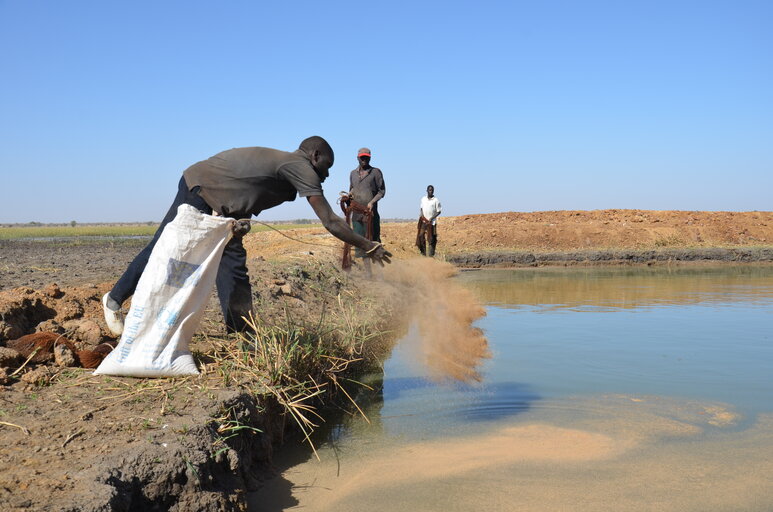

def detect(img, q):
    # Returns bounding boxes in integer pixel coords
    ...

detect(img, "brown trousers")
[416,216,437,257]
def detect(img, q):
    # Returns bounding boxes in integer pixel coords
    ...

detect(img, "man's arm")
[367,169,386,210]
[307,195,392,263]
[430,201,441,222]
[419,207,429,224]
[430,198,442,222]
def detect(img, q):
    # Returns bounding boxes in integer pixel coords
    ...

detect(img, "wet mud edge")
[447,247,773,268]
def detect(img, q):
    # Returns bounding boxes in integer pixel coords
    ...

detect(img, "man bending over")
[103,136,392,335]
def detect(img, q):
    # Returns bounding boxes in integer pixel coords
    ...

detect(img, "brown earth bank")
[0,246,406,511]
[1,209,772,511]
[242,209,773,265]
[3,210,773,290]
[388,209,773,263]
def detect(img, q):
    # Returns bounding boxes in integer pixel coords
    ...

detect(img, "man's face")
[312,152,333,182]
[427,186,434,198]
[358,155,371,167]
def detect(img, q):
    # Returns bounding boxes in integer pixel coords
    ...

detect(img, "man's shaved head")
[300,136,334,162]
[300,136,334,181]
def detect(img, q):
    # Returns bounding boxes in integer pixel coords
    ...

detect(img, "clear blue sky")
[1,0,771,223]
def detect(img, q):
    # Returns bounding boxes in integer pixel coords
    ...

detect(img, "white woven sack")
[95,204,235,377]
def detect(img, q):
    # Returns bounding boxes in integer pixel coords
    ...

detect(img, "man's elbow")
[316,211,340,232]
[320,216,337,232]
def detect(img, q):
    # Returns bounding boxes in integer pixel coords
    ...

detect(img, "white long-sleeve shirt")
[420,195,442,226]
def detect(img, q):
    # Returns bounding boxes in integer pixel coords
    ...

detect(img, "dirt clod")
[20,365,54,386]
[54,343,77,367]
[43,283,64,298]
[0,346,22,368]
[35,319,64,334]
[63,318,103,345]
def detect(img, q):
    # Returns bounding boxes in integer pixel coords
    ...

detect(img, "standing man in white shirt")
[417,185,442,257]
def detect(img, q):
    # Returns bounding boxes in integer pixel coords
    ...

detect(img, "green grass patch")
[0,225,159,239]
[0,223,321,240]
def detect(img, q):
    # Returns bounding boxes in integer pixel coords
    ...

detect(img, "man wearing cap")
[348,147,386,259]
[417,184,442,257]
[102,136,392,336]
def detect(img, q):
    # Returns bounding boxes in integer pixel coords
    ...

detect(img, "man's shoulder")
[215,146,275,155]
[212,146,299,164]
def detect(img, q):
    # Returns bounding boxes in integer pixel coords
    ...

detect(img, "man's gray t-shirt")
[349,167,385,221]
[183,147,323,218]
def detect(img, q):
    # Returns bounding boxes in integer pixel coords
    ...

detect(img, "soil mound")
[0,283,114,343]
[241,209,773,265]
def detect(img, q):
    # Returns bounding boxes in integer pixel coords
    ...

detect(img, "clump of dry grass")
[202,301,387,456]
[653,233,687,247]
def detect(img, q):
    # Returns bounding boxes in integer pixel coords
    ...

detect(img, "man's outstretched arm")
[307,195,392,264]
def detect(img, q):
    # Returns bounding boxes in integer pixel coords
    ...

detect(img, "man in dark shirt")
[103,136,392,335]
[348,147,386,259]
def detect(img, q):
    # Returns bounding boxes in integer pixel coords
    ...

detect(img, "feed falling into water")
[382,259,490,382]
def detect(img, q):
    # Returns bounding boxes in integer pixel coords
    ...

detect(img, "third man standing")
[417,184,442,257]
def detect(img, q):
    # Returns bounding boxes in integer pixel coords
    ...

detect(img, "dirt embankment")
[240,209,773,266]
[435,209,772,251]
[387,209,773,264]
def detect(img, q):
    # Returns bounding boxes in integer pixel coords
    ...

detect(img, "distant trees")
[70,220,77,227]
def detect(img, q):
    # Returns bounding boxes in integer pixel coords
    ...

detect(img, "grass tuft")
[202,298,387,457]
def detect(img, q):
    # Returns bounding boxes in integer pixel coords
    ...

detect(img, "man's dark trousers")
[352,211,380,258]
[417,221,437,257]
[109,177,253,333]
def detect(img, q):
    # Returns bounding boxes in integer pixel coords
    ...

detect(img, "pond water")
[250,265,773,511]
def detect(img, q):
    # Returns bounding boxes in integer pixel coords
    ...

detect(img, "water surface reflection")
[457,265,773,310]
[250,264,773,511]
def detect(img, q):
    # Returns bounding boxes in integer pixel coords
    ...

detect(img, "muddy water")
[250,265,773,511]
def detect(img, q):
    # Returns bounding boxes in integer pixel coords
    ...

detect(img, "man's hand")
[232,220,251,238]
[366,242,392,266]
